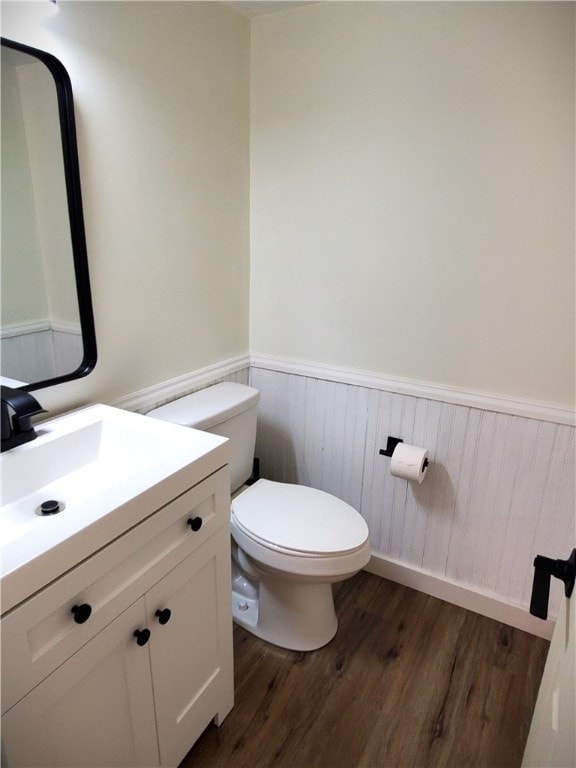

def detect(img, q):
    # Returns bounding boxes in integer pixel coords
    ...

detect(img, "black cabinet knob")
[71,603,92,624]
[133,628,151,646]
[187,516,203,532]
[155,608,172,625]
[530,549,576,620]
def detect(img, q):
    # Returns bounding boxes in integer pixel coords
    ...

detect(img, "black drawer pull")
[155,608,172,625]
[71,603,92,624]
[133,628,151,646]
[187,516,203,532]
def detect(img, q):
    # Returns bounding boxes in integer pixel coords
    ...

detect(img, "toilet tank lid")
[147,382,260,430]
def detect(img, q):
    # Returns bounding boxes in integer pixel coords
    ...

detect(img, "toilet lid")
[231,479,368,555]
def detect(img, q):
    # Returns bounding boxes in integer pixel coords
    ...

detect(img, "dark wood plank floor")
[181,571,549,768]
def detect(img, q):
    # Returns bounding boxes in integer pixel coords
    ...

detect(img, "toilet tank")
[147,383,260,493]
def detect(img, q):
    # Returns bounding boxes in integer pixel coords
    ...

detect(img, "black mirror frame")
[1,37,97,391]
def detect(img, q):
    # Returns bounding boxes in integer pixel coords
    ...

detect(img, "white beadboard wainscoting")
[0,321,83,383]
[112,353,573,638]
[250,359,575,639]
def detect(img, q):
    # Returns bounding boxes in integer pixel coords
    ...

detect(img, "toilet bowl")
[230,478,370,650]
[148,383,370,651]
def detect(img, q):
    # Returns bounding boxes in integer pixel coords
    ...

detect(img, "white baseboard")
[365,552,554,640]
[111,354,251,413]
[251,354,575,426]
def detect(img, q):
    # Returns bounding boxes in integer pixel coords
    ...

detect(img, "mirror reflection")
[0,39,96,390]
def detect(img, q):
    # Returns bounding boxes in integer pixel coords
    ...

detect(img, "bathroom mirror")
[1,37,96,392]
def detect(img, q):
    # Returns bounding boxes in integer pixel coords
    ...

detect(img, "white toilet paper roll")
[390,443,429,483]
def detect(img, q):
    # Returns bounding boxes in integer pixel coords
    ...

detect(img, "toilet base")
[231,592,259,627]
[231,576,338,652]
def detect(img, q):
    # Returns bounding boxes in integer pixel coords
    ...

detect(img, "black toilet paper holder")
[379,437,430,470]
[379,436,403,457]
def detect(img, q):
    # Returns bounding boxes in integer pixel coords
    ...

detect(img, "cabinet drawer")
[1,467,230,714]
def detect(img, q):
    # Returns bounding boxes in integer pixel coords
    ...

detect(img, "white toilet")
[148,382,370,651]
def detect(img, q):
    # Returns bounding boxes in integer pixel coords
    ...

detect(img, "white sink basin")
[1,404,228,612]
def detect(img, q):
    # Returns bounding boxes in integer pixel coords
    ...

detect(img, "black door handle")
[529,548,576,620]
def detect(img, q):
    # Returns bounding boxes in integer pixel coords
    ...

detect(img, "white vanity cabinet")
[1,466,234,768]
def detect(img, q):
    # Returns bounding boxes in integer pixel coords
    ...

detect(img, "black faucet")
[1,386,47,452]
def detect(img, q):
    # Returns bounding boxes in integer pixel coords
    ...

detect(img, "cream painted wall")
[1,1,250,414]
[1,60,48,325]
[250,2,575,408]
[2,2,573,414]
[19,60,79,325]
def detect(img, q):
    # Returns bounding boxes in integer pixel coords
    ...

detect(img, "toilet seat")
[231,479,368,556]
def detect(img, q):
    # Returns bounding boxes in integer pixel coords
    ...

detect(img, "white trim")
[250,354,575,426]
[0,320,50,339]
[365,552,554,640]
[51,321,81,335]
[111,354,251,413]
[0,320,81,337]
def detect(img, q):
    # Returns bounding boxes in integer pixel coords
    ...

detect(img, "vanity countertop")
[0,404,228,613]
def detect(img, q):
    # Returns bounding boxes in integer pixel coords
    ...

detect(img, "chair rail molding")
[250,354,575,427]
[112,353,251,414]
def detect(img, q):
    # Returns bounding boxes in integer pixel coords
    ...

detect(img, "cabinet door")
[147,527,234,768]
[1,599,159,768]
